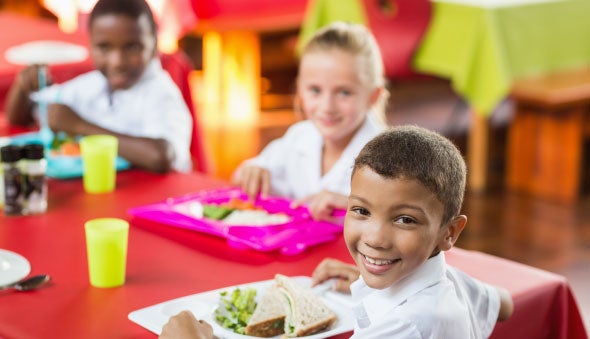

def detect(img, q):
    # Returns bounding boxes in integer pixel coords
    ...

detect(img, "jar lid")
[23,143,45,160]
[1,145,23,163]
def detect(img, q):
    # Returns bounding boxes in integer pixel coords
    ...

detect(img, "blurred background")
[1,0,589,331]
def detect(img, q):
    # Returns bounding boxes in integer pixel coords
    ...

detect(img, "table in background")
[414,0,590,192]
[0,13,94,109]
[0,166,587,338]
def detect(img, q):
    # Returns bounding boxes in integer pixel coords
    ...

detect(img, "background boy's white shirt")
[244,113,384,199]
[349,252,500,339]
[32,59,192,172]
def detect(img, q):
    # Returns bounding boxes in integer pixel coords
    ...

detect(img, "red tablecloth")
[191,0,307,31]
[0,13,94,109]
[0,166,587,338]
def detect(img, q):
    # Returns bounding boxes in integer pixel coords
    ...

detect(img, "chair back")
[363,0,431,80]
[160,52,208,173]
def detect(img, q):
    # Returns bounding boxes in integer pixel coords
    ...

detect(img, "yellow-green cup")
[84,218,129,288]
[80,135,118,194]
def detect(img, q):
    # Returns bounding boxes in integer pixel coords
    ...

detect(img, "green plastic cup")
[80,135,118,194]
[84,218,129,288]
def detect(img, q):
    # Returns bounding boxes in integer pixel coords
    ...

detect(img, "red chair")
[363,0,432,80]
[160,51,209,173]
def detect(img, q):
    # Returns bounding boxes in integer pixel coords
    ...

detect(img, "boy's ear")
[438,215,467,251]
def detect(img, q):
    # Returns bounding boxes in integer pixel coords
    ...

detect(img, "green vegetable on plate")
[214,287,258,334]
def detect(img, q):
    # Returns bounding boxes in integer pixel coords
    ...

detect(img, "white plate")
[129,276,355,338]
[0,249,31,286]
[5,40,88,65]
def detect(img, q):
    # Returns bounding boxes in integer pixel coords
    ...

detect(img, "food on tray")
[222,210,290,226]
[50,134,81,156]
[244,274,337,338]
[174,197,292,226]
[202,205,234,220]
[214,287,258,334]
[221,197,258,210]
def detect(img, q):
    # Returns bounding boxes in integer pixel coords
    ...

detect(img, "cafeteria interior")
[1,0,590,336]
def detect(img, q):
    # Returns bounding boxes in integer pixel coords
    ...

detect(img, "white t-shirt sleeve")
[236,129,292,197]
[447,266,501,338]
[138,77,192,172]
[32,69,193,172]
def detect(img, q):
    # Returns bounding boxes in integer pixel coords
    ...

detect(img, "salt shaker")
[23,144,47,214]
[1,145,24,216]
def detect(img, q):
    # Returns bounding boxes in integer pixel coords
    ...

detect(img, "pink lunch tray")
[127,187,344,255]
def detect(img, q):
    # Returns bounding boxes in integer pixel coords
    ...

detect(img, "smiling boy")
[330,125,513,338]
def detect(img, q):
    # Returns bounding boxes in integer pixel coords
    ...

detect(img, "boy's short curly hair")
[89,0,157,38]
[353,125,466,226]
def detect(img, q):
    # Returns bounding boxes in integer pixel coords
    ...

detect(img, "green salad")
[214,287,257,334]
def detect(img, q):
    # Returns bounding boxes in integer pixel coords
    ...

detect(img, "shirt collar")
[106,58,161,104]
[292,120,322,154]
[350,252,448,324]
[137,57,162,83]
[291,113,380,155]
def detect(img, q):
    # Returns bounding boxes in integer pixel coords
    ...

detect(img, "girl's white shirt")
[241,113,384,199]
[31,59,192,172]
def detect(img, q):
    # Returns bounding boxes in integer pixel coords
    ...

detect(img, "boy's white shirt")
[31,58,192,172]
[242,114,384,199]
[349,252,500,339]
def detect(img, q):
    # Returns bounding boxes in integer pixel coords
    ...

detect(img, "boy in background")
[5,0,192,173]
[159,125,514,338]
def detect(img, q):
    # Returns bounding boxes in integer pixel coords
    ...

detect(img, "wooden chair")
[160,51,209,173]
[507,68,590,202]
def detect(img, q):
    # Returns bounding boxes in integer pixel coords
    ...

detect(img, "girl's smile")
[297,49,379,149]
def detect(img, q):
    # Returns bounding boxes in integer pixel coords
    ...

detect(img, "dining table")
[413,0,590,193]
[0,123,588,338]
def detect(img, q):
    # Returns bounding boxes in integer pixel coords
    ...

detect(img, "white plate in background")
[128,276,354,339]
[5,40,88,65]
[0,249,31,286]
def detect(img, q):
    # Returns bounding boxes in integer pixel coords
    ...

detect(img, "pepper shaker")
[23,144,47,214]
[1,145,24,216]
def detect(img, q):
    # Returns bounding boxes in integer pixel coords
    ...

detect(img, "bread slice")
[245,285,286,337]
[275,274,337,337]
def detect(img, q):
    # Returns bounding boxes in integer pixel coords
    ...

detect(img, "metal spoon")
[0,274,51,292]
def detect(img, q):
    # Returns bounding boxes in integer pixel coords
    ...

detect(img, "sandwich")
[275,274,337,337]
[245,285,286,337]
[245,274,337,338]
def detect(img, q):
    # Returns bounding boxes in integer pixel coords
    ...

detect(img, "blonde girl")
[233,22,388,221]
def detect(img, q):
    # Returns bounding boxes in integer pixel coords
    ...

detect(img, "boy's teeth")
[365,256,394,265]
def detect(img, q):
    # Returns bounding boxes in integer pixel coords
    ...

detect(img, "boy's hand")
[47,103,85,134]
[311,258,359,294]
[293,190,347,222]
[16,64,53,92]
[232,165,270,201]
[159,310,213,339]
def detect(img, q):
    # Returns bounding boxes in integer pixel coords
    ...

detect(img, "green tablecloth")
[296,0,367,53]
[414,0,590,115]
